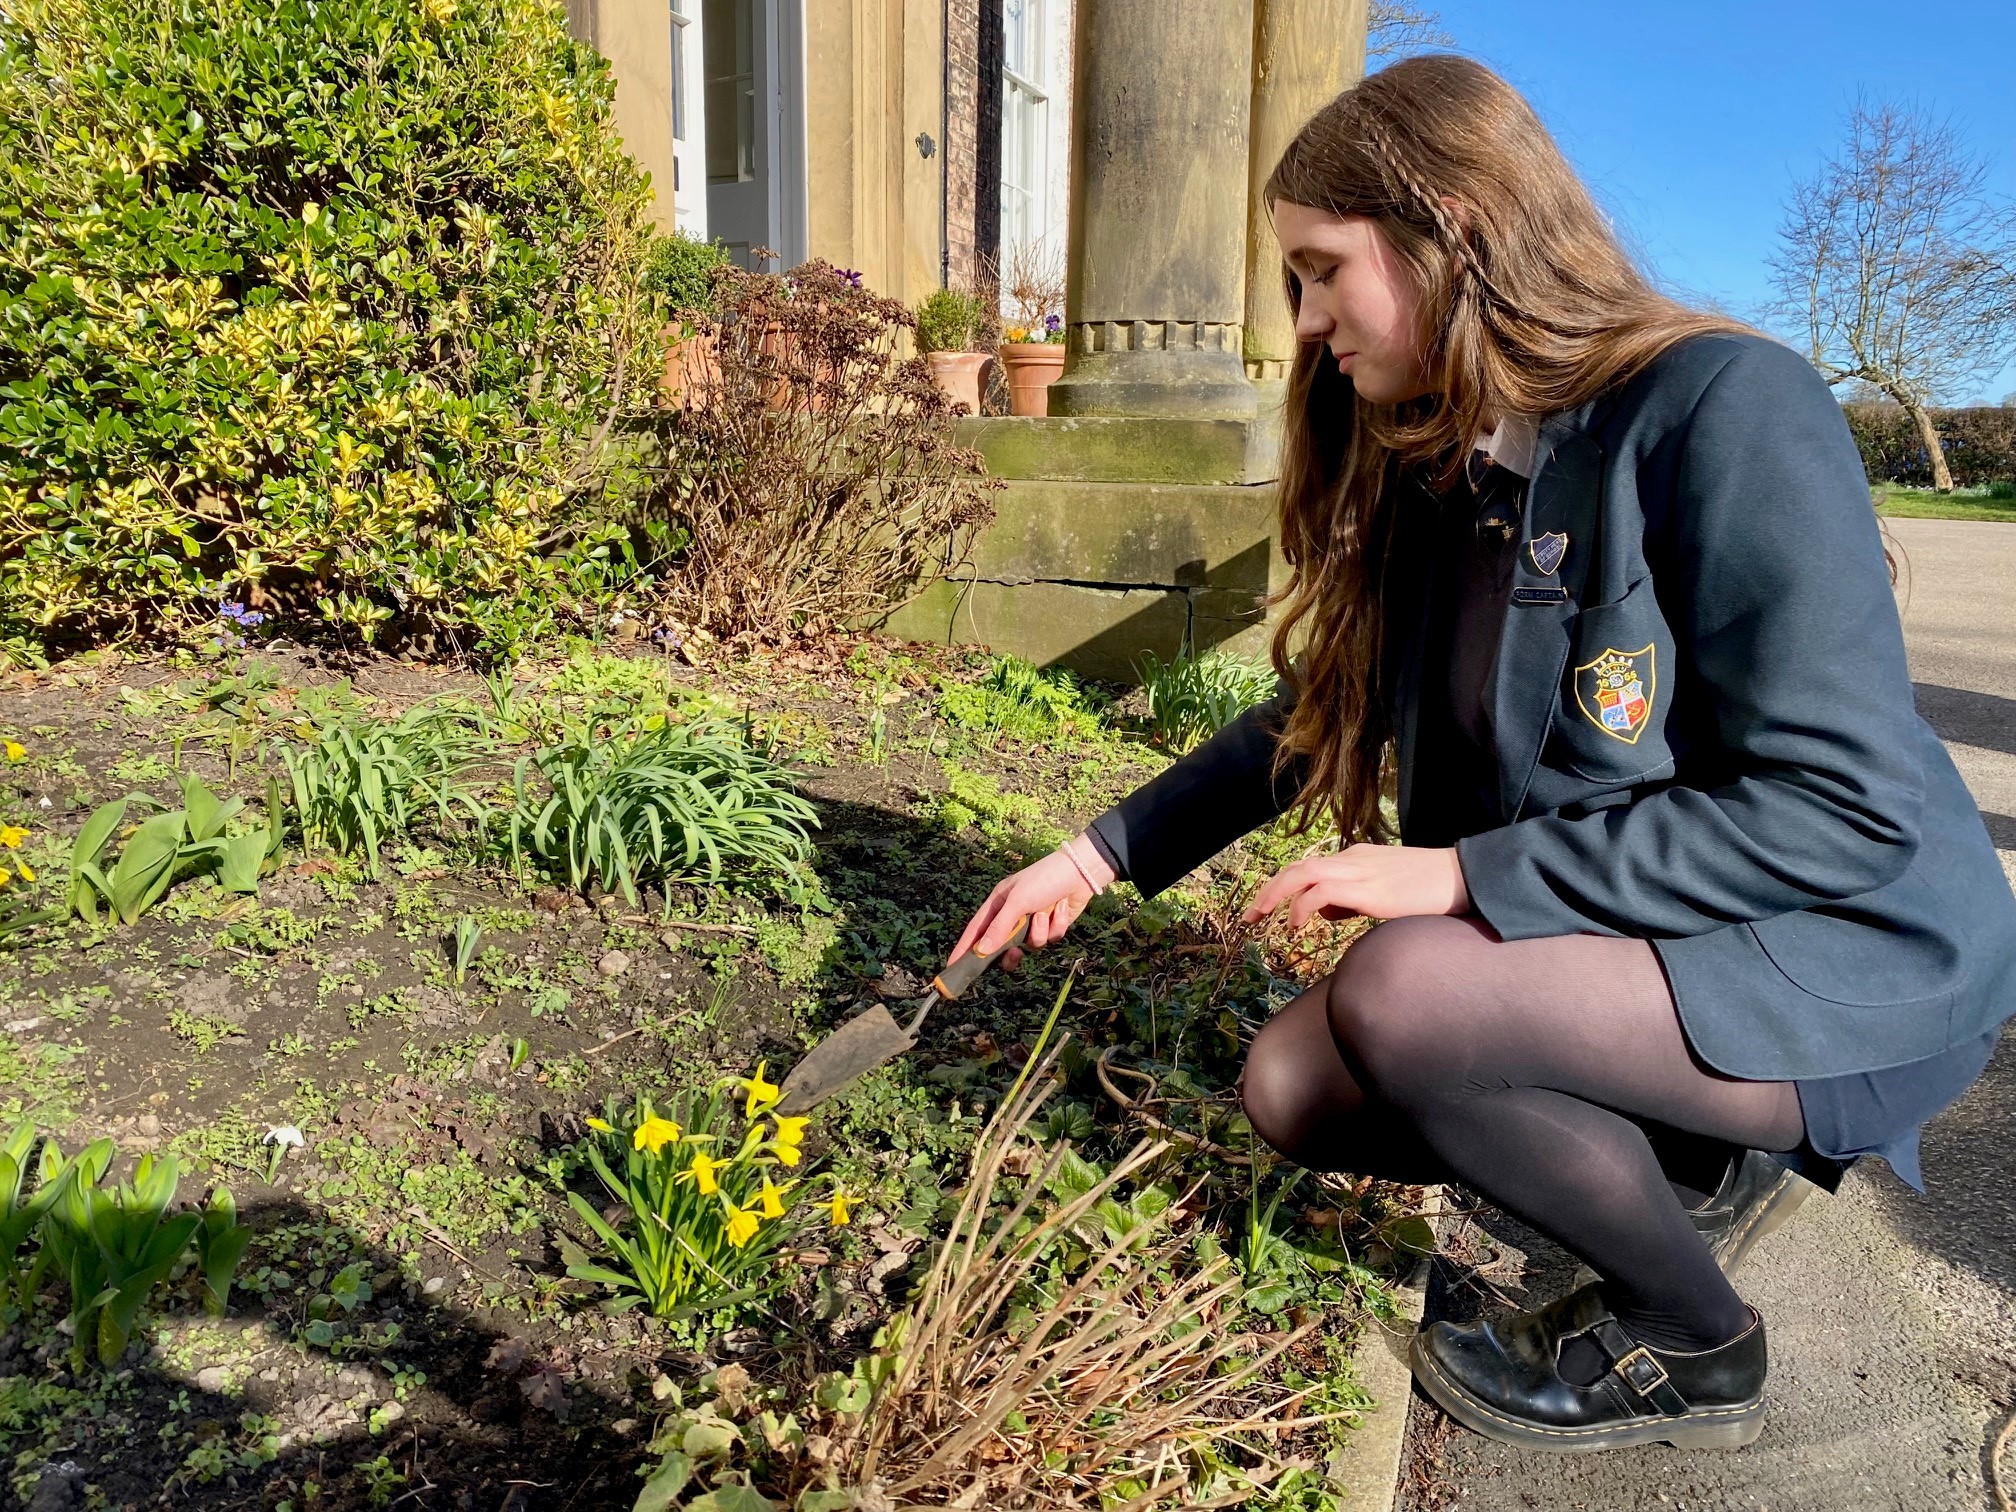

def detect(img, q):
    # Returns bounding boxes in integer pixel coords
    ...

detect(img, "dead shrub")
[652,259,1002,642]
[815,1042,1333,1510]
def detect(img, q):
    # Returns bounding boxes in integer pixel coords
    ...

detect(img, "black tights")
[1242,915,1806,1354]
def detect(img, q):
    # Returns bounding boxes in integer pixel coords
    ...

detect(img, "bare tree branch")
[1769,96,2016,490]
[1368,0,1452,59]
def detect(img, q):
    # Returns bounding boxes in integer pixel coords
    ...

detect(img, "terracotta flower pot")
[999,341,1067,417]
[659,324,720,410]
[925,351,993,417]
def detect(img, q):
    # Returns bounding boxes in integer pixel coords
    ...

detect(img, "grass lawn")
[0,636,1408,1511]
[1874,488,2016,524]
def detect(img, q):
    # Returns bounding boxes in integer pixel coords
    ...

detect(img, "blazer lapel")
[1386,478,1437,837]
[1490,424,1605,821]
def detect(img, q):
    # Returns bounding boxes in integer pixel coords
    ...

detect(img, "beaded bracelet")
[1060,834,1107,896]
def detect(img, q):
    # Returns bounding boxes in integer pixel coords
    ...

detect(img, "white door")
[704,0,804,268]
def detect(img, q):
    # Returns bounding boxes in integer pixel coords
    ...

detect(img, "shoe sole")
[1408,1333,1767,1453]
[1717,1167,1813,1276]
[1571,1168,1817,1290]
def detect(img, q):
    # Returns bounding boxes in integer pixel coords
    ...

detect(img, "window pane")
[671,3,687,142]
[1003,0,1040,83]
[703,0,755,184]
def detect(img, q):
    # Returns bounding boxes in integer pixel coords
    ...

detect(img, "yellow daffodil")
[743,1062,781,1119]
[758,1179,787,1219]
[585,1116,613,1133]
[632,1115,682,1154]
[723,1203,761,1248]
[14,862,31,883]
[0,869,12,889]
[828,1190,852,1227]
[0,826,26,848]
[3,742,22,762]
[686,1150,724,1195]
[770,1114,809,1166]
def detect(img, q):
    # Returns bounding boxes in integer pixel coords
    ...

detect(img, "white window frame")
[1001,0,1050,259]
[669,0,709,235]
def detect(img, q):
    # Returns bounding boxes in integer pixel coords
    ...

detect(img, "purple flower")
[219,603,266,629]
[840,268,864,289]
[1044,313,1062,332]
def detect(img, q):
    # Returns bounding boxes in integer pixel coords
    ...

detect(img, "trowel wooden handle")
[934,915,1030,1000]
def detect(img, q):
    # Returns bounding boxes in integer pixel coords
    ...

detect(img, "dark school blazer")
[1088,332,2016,1083]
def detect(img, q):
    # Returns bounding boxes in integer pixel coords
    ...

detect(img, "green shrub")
[913,288,990,354]
[506,717,818,906]
[1136,645,1277,753]
[0,0,664,659]
[642,232,733,319]
[1841,403,2016,487]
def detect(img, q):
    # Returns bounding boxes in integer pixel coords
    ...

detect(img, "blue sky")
[1425,0,2016,403]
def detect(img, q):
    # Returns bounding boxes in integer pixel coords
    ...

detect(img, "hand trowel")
[775,914,1031,1114]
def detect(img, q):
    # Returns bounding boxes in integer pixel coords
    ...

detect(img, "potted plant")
[644,231,733,409]
[997,241,1069,416]
[914,288,993,416]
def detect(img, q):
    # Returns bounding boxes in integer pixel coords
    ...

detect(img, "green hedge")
[0,0,666,659]
[1842,404,2016,488]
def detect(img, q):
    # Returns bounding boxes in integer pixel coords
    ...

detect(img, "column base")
[1047,329,1259,420]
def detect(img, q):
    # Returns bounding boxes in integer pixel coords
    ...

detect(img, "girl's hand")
[1241,843,1470,929]
[951,837,1116,971]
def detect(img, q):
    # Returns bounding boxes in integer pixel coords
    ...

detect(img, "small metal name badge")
[1511,586,1570,606]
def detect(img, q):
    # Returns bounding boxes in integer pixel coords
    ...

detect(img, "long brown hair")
[1264,55,1749,841]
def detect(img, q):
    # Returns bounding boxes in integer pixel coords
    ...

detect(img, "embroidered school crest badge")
[1528,530,1568,576]
[1574,645,1657,744]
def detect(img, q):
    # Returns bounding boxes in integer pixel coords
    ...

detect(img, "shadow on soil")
[6,1196,658,1512]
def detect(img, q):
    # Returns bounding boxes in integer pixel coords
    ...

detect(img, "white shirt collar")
[1473,413,1540,479]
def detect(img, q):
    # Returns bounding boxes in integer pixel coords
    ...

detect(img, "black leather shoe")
[1573,1148,1815,1288]
[1410,1283,1767,1452]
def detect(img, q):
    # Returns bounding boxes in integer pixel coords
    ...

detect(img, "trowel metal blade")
[775,1003,918,1114]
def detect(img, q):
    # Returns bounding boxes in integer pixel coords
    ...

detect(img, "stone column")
[1045,0,1258,419]
[1242,0,1369,384]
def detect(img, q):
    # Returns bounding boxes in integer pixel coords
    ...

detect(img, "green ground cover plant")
[0,0,664,659]
[936,654,1109,743]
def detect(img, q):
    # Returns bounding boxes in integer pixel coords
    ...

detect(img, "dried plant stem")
[842,1035,1336,1510]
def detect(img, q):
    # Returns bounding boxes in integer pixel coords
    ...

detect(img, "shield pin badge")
[1574,645,1657,744]
[1529,531,1568,576]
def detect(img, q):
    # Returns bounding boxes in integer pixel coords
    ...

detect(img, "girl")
[950,54,2016,1453]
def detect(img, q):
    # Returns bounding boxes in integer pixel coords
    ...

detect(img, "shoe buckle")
[1613,1345,1670,1399]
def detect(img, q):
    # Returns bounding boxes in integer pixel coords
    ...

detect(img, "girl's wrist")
[1446,847,1472,914]
[1061,833,1117,894]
